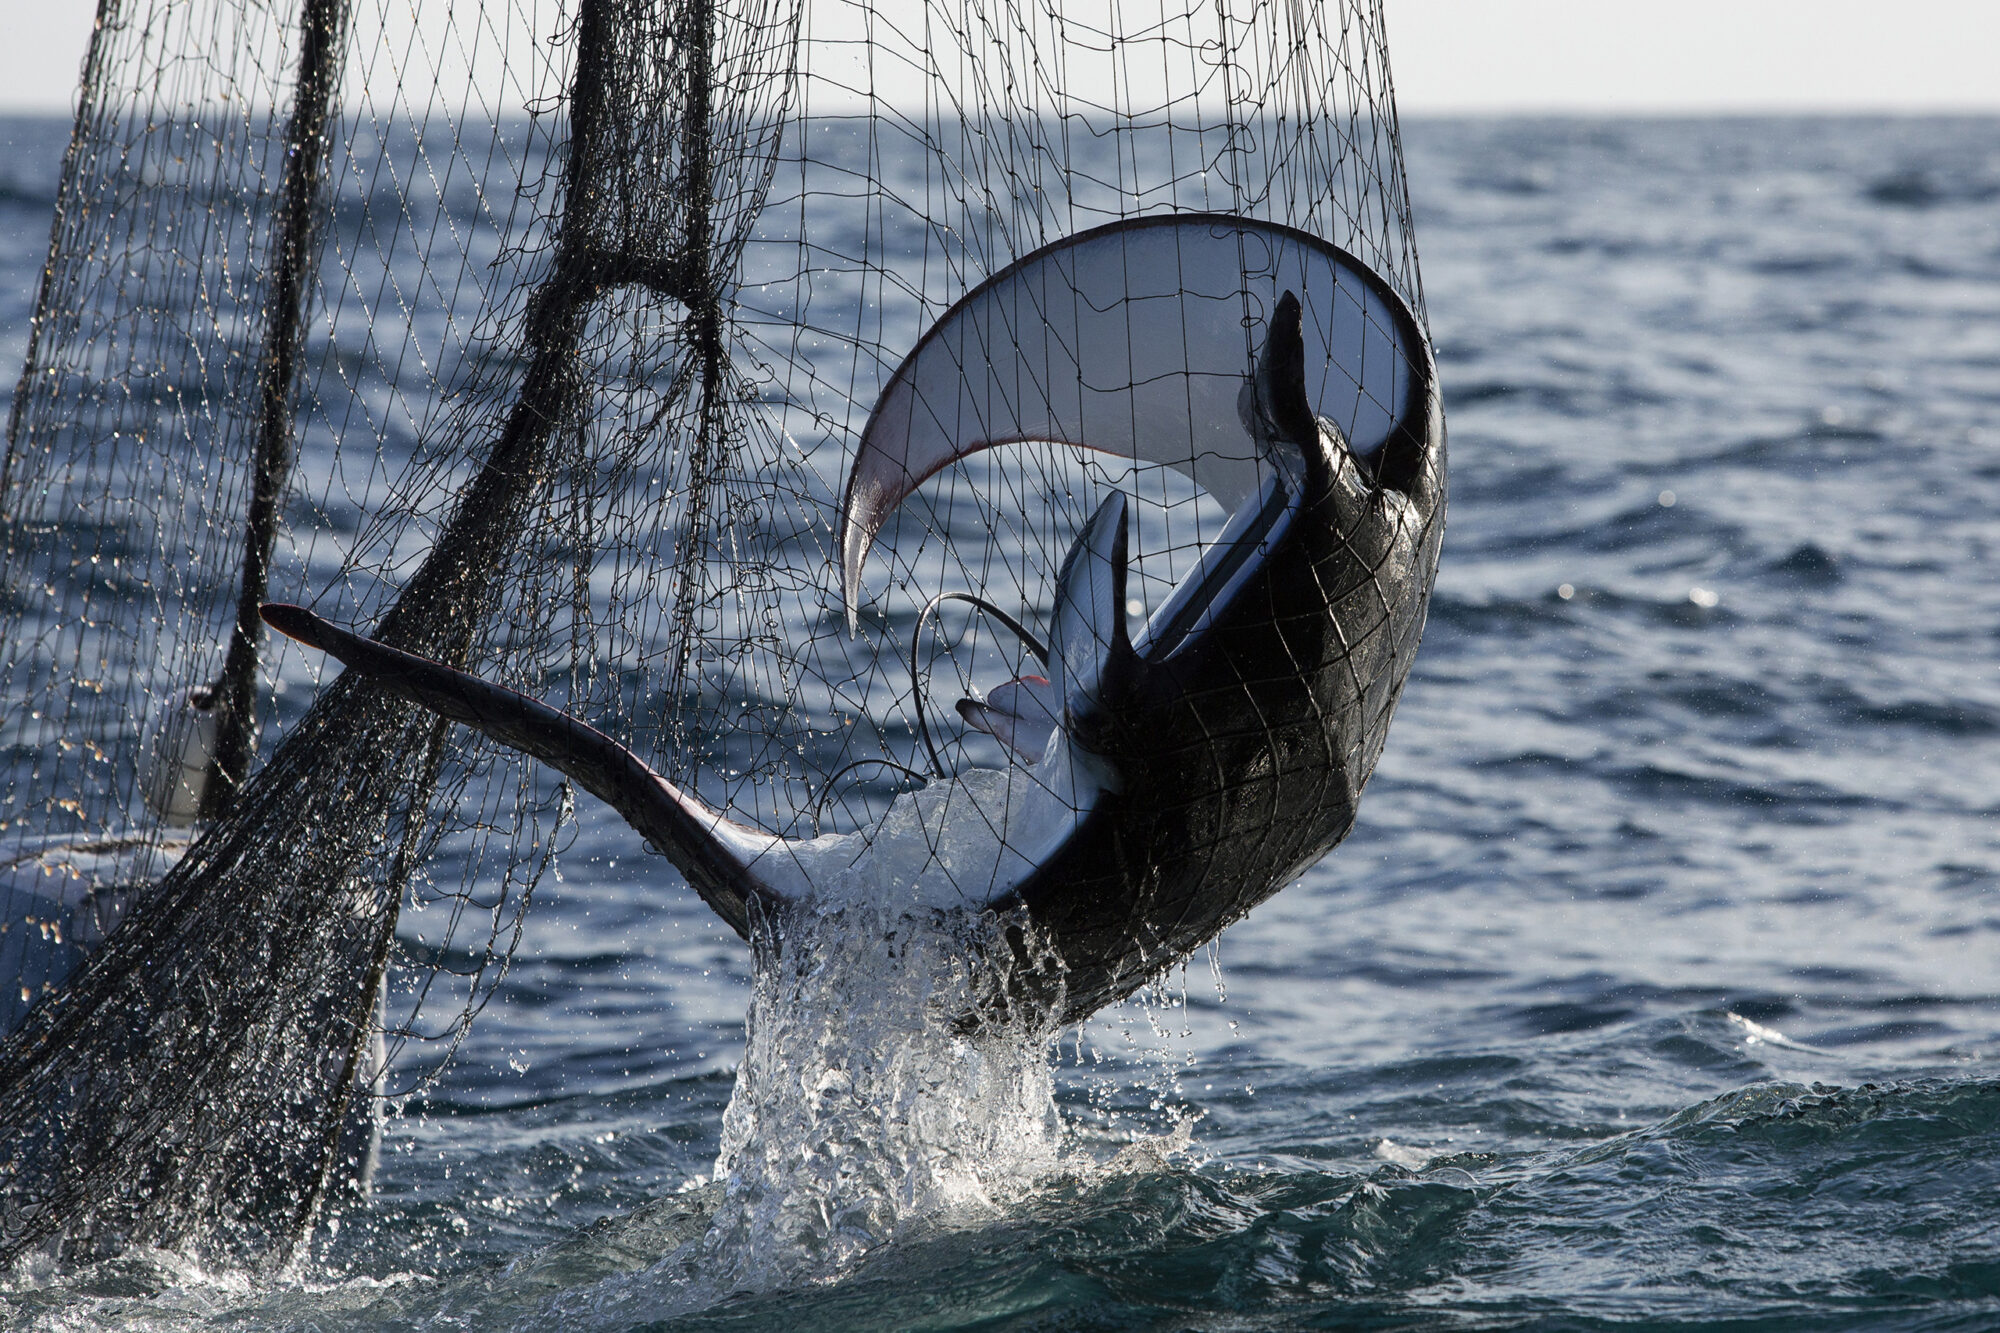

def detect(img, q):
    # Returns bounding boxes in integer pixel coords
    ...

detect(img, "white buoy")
[140,685,222,826]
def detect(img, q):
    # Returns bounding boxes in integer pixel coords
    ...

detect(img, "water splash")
[700,888,1069,1291]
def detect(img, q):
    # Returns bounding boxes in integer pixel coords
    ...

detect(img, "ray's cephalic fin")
[259,603,800,933]
[1044,490,1142,780]
[1242,289,1330,479]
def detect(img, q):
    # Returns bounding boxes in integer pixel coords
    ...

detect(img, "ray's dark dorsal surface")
[268,214,1446,1026]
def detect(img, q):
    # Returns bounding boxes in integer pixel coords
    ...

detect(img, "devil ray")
[0,0,1431,1270]
[267,214,1446,1024]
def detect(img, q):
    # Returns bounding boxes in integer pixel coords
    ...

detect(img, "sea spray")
[560,762,1194,1316]
[698,768,1074,1289]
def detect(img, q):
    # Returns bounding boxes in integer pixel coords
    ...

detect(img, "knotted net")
[0,0,1427,1265]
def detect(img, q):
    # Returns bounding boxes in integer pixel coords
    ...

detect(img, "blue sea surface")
[3,114,1999,1329]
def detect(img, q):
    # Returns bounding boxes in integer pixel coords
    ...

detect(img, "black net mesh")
[0,0,1433,1266]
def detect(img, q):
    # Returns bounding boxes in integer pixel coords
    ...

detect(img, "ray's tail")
[261,604,797,929]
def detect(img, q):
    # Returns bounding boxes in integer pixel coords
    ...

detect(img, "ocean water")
[3,113,1999,1329]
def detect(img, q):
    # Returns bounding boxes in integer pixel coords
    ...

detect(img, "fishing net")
[0,0,1430,1267]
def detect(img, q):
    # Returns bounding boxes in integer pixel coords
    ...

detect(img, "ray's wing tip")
[836,475,891,636]
[837,515,865,635]
[260,601,322,647]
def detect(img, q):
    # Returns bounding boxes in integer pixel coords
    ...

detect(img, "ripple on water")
[6,112,2000,1328]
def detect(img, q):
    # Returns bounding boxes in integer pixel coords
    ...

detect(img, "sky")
[2,1,1997,116]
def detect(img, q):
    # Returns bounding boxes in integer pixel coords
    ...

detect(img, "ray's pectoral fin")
[259,603,799,933]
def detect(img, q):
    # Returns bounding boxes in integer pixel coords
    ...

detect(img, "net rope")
[0,0,1426,1266]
